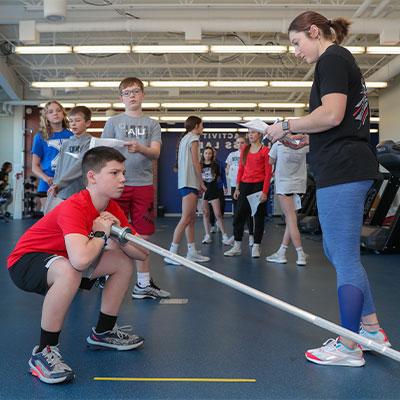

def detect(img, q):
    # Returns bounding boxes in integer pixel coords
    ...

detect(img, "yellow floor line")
[94,377,256,383]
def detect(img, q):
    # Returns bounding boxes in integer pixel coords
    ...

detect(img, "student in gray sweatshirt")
[48,106,92,201]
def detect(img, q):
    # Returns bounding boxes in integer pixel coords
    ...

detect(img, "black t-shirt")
[308,44,379,188]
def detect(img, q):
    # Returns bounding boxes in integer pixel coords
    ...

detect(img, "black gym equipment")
[361,140,400,253]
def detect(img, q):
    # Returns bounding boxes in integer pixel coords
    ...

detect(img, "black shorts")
[8,252,63,295]
[204,183,220,201]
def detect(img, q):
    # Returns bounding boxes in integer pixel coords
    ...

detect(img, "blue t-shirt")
[31,129,73,192]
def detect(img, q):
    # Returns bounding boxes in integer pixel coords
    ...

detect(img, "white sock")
[137,272,150,288]
[296,246,304,254]
[170,243,179,253]
[223,233,229,239]
[278,244,288,255]
[253,243,260,248]
[187,242,196,252]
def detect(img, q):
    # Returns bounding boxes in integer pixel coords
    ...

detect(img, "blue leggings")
[317,180,376,332]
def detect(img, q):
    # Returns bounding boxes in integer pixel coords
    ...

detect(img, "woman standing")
[224,130,272,258]
[266,11,390,367]
[165,116,210,265]
[266,141,308,266]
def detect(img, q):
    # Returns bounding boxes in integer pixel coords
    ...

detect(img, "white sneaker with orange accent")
[358,325,391,351]
[305,338,365,367]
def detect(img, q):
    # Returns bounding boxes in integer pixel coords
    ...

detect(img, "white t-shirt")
[225,150,241,188]
[269,142,309,195]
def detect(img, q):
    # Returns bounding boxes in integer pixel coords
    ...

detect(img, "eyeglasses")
[120,89,142,97]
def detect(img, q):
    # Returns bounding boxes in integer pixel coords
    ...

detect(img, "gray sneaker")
[132,279,171,299]
[186,250,210,262]
[29,345,75,384]
[87,325,144,350]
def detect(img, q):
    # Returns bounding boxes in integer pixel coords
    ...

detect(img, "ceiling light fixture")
[366,46,400,54]
[73,45,131,54]
[161,102,209,108]
[269,81,312,88]
[150,81,208,88]
[32,81,89,88]
[15,46,72,54]
[132,45,209,53]
[210,81,268,87]
[258,102,306,108]
[210,45,287,54]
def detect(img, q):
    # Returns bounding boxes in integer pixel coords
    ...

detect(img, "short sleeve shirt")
[178,132,200,189]
[226,150,241,188]
[101,113,161,186]
[308,44,379,188]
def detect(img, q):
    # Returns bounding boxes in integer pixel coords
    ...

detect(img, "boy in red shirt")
[7,146,149,384]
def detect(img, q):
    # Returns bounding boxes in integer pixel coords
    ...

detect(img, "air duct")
[44,0,67,22]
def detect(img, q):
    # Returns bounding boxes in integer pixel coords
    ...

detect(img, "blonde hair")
[39,101,69,140]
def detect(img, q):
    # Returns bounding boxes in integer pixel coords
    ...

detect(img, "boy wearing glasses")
[101,77,170,300]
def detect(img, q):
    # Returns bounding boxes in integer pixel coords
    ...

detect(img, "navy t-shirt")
[308,44,379,188]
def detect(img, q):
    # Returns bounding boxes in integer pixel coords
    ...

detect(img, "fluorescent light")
[161,102,209,108]
[133,45,209,53]
[210,81,268,87]
[91,116,111,121]
[161,128,168,132]
[243,116,282,122]
[289,46,365,55]
[344,46,365,54]
[32,81,89,88]
[39,102,75,108]
[366,46,400,54]
[209,102,257,108]
[15,46,72,54]
[150,81,208,88]
[203,128,238,132]
[160,116,189,122]
[148,116,160,121]
[365,82,387,88]
[76,102,112,108]
[238,128,249,132]
[269,81,312,88]
[167,128,186,132]
[87,128,103,133]
[73,45,131,54]
[258,102,306,108]
[370,128,378,133]
[370,117,380,122]
[90,81,149,87]
[210,45,287,54]
[202,116,242,122]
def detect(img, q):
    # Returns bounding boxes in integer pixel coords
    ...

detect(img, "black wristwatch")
[91,230,108,245]
[282,120,292,136]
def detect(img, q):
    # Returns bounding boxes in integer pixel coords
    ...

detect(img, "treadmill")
[360,140,400,253]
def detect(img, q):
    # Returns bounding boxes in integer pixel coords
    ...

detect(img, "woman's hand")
[265,122,286,143]
[199,182,207,192]
[233,188,240,200]
[259,192,268,203]
[47,184,59,196]
[281,134,309,149]
[44,175,53,186]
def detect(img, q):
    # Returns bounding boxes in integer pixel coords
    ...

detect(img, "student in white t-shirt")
[225,134,254,246]
[266,141,309,266]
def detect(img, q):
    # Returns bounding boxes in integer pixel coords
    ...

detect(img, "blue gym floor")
[1,217,399,399]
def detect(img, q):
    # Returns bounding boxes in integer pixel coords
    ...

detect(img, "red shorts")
[116,185,155,235]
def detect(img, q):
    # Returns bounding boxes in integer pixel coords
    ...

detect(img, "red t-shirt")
[7,189,135,269]
[237,146,272,194]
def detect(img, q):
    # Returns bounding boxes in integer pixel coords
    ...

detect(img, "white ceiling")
[0,0,400,116]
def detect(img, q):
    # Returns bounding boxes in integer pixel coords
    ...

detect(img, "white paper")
[238,119,269,134]
[89,137,127,149]
[293,193,302,210]
[246,191,263,216]
[65,151,79,159]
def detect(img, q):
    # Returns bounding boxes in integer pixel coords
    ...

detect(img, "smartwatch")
[91,230,108,245]
[282,120,292,137]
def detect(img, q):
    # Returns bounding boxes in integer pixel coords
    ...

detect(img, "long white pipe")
[110,225,400,363]
[34,18,399,35]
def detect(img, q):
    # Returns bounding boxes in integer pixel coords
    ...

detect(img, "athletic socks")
[39,329,61,352]
[279,244,288,255]
[95,312,117,334]
[170,243,179,253]
[187,242,196,252]
[137,272,150,288]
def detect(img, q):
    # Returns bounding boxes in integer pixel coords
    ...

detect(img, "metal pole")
[110,225,400,363]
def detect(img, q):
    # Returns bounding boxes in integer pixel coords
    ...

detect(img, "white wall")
[379,77,400,142]
[0,107,25,218]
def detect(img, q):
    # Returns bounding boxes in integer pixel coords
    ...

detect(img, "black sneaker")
[132,279,171,299]
[86,325,144,350]
[28,345,75,384]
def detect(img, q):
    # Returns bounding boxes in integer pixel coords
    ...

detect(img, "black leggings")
[233,182,265,244]
[231,187,253,235]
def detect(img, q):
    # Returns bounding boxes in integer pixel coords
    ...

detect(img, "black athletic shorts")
[204,182,220,201]
[8,252,63,295]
